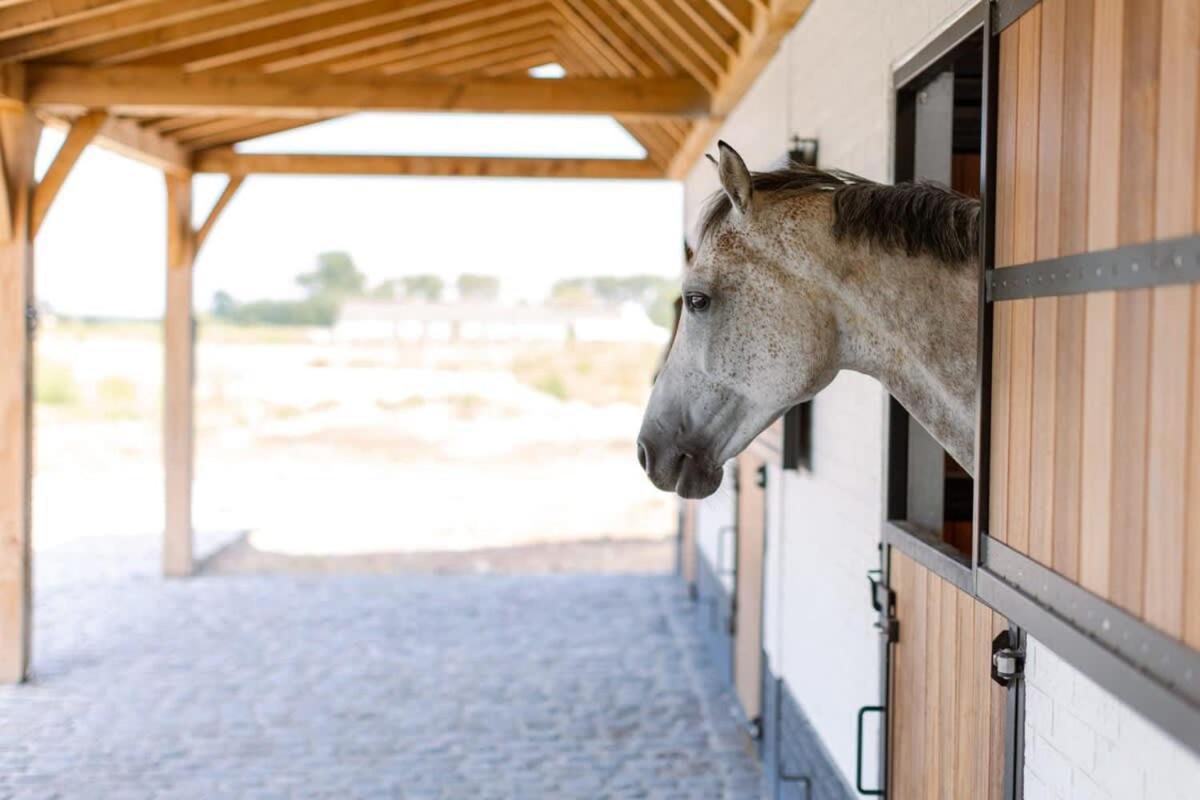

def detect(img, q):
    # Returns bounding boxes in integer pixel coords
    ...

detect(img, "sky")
[33,106,684,319]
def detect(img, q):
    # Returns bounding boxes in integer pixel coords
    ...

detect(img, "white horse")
[638,141,979,499]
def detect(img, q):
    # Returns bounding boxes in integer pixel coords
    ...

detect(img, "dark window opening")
[887,29,983,561]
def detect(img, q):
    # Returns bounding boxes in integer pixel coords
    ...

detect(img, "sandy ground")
[32,325,675,570]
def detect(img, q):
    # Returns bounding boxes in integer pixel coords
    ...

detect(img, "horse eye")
[685,292,711,313]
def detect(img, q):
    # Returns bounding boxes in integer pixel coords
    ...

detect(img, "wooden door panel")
[889,551,1008,799]
[733,452,765,724]
[989,0,1200,648]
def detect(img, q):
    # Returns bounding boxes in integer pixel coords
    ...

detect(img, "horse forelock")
[696,163,980,267]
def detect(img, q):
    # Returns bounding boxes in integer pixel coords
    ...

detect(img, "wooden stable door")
[989,0,1200,647]
[733,451,767,727]
[888,552,1011,799]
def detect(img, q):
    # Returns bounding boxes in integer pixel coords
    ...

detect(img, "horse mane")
[697,163,980,265]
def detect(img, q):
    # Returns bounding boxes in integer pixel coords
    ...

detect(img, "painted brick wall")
[1023,637,1200,800]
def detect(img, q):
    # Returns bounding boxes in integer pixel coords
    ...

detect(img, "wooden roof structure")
[0,0,812,182]
[0,0,815,682]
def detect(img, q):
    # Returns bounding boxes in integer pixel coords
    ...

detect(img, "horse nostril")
[637,439,652,473]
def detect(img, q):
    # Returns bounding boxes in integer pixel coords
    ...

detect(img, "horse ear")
[717,141,753,216]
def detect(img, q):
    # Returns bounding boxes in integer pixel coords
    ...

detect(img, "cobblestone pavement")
[2,558,762,799]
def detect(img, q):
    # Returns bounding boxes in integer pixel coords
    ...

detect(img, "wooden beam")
[40,111,189,174]
[194,174,242,252]
[30,109,105,237]
[0,63,24,110]
[163,171,194,578]
[666,0,813,178]
[180,117,331,150]
[0,107,41,683]
[26,65,711,119]
[0,0,160,40]
[0,0,272,62]
[193,150,666,179]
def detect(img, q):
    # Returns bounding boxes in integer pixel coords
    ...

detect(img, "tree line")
[211,252,677,328]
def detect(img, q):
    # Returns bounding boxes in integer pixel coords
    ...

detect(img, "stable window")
[884,25,983,565]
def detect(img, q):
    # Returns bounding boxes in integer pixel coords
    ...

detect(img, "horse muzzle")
[636,436,724,499]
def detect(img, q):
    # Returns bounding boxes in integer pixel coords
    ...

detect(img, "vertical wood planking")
[990,23,1022,545]
[1051,0,1094,582]
[888,553,1006,794]
[954,589,977,800]
[1079,0,1124,597]
[988,613,1008,800]
[1144,0,1197,638]
[1005,6,1043,557]
[1191,35,1200,649]
[1189,280,1200,649]
[0,109,40,685]
[938,575,958,800]
[888,553,910,800]
[1028,0,1065,568]
[974,601,993,800]
[923,570,942,799]
[1108,0,1160,615]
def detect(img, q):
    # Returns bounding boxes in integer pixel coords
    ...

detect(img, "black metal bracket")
[855,706,886,796]
[25,303,38,336]
[993,0,1039,34]
[756,464,767,489]
[986,234,1200,301]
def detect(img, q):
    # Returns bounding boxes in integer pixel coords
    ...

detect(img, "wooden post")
[163,172,194,577]
[0,108,41,683]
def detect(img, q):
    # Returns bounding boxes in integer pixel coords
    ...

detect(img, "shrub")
[36,360,79,406]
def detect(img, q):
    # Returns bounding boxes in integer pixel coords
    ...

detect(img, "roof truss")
[2,0,813,180]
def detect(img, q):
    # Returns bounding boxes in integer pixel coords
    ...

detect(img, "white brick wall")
[1024,637,1200,800]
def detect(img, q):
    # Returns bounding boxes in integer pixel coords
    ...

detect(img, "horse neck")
[804,223,979,473]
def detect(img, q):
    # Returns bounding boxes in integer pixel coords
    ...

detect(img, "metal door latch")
[25,304,38,335]
[991,630,1025,687]
[868,570,898,643]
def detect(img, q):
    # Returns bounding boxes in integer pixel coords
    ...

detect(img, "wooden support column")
[163,172,195,578]
[0,108,41,683]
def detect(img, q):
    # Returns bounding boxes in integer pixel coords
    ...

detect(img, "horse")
[637,141,980,499]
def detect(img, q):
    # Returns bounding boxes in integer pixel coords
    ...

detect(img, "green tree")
[402,274,444,302]
[296,251,365,300]
[456,273,500,301]
[212,290,237,319]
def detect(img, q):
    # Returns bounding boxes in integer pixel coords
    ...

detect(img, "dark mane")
[697,163,980,265]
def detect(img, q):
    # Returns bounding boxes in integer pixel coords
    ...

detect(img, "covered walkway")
[1,546,760,799]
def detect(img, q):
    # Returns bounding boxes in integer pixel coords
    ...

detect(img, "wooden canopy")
[0,0,814,684]
[0,0,813,180]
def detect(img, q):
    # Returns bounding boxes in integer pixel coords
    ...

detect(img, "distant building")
[335,300,667,344]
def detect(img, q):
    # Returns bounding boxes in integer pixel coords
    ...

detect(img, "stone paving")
[1,551,762,799]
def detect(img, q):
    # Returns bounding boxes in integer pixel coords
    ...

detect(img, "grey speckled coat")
[638,142,978,499]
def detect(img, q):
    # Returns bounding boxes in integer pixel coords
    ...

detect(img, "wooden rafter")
[193,150,665,179]
[123,0,495,70]
[667,0,813,178]
[27,66,711,119]
[183,117,330,150]
[194,174,243,251]
[0,0,274,62]
[326,8,556,75]
[58,0,382,65]
[30,108,105,237]
[0,0,160,41]
[245,0,542,74]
